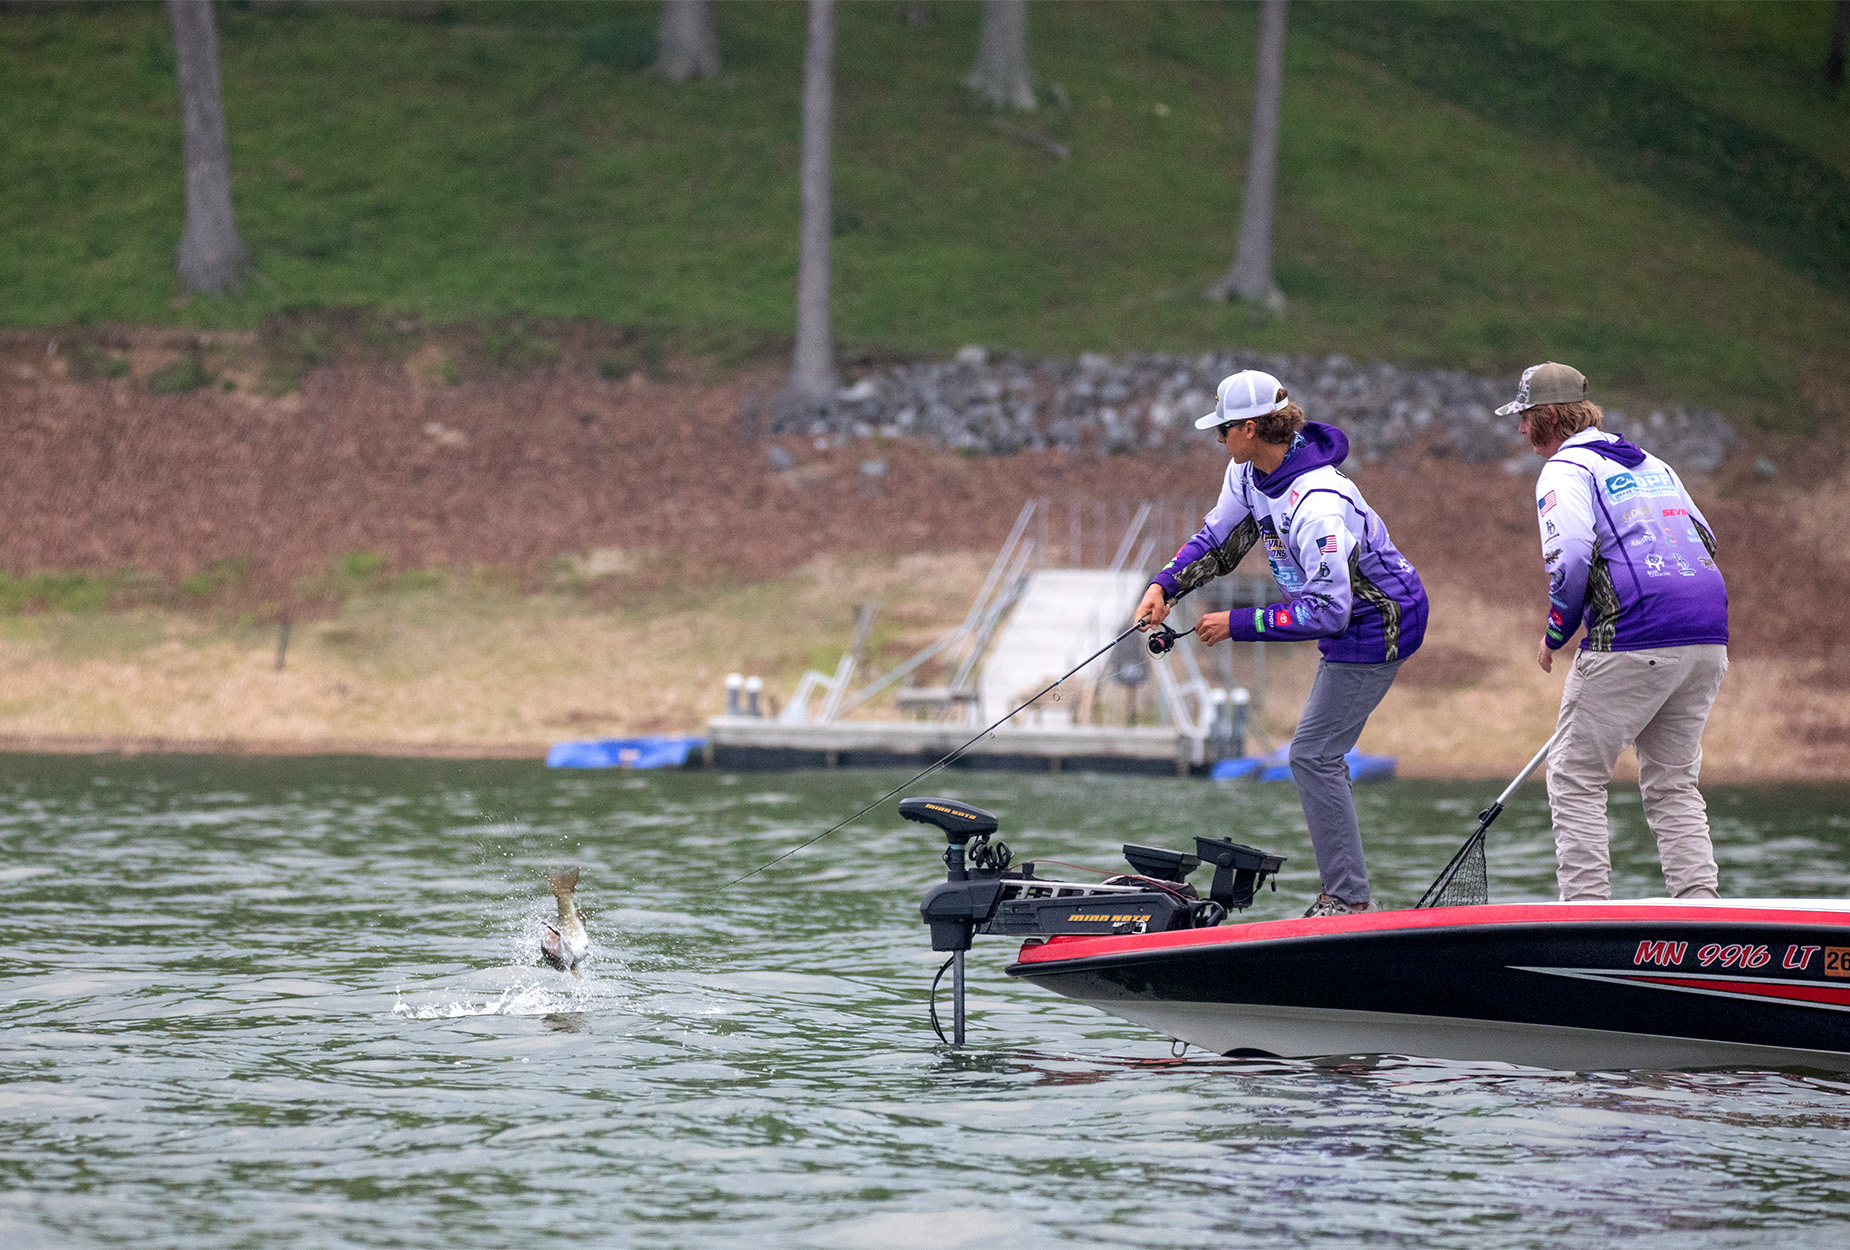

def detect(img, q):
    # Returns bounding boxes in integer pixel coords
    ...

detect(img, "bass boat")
[908,795,1850,1071]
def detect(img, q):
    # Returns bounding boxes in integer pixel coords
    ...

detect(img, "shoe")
[1303,894,1370,918]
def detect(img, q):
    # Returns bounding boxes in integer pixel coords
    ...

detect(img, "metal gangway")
[771,500,1276,766]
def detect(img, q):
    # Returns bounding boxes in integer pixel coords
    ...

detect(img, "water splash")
[392,982,604,1020]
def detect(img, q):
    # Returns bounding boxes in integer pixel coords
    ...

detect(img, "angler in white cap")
[1136,370,1429,917]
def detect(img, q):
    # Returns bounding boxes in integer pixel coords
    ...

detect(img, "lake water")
[3,755,1850,1248]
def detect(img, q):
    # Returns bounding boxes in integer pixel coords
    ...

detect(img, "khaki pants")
[1547,644,1728,901]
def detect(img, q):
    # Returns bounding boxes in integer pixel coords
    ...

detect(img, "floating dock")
[702,500,1279,776]
[703,715,1203,776]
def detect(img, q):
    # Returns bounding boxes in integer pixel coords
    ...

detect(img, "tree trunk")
[787,0,838,407]
[1828,0,1848,86]
[167,0,247,296]
[965,0,1034,111]
[655,0,720,82]
[1207,0,1287,314]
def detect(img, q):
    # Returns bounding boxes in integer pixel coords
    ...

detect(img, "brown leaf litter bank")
[0,341,1846,778]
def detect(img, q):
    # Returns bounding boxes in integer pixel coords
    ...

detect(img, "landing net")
[1415,829,1488,909]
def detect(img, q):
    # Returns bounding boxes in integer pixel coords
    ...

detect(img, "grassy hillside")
[1,0,1846,427]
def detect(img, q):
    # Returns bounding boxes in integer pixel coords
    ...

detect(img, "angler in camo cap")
[1506,362,1731,901]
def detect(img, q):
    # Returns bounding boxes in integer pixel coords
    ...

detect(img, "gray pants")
[1290,658,1403,905]
[1548,644,1728,901]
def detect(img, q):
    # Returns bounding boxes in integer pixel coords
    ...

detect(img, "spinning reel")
[1146,622,1193,655]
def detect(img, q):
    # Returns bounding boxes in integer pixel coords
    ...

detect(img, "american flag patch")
[1539,490,1557,515]
[1318,534,1339,553]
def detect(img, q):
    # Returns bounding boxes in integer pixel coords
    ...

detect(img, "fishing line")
[721,594,1195,890]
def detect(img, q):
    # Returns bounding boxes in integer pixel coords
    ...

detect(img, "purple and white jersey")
[1537,428,1729,652]
[1151,422,1427,664]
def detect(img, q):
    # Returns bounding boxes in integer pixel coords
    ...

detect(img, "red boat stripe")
[1012,902,1850,965]
[1511,965,1850,1010]
[1620,974,1850,1008]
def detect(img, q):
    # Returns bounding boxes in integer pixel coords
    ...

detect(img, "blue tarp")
[546,735,705,770]
[1210,746,1396,783]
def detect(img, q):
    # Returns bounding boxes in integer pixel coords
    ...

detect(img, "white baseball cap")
[1195,369,1290,430]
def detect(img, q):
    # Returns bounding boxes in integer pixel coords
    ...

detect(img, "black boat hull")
[1008,901,1850,1070]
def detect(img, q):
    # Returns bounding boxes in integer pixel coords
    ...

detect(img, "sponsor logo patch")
[1604,469,1675,501]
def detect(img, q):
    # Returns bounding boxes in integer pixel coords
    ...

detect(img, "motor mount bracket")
[1193,836,1287,912]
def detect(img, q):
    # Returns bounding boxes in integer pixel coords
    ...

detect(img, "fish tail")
[549,866,580,898]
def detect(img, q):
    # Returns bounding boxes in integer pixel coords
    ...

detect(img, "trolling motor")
[909,796,1284,1045]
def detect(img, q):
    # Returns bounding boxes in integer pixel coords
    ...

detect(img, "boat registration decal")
[1695,943,1772,969]
[1824,947,1850,978]
[1633,940,1688,967]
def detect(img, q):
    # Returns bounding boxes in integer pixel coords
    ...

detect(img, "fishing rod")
[721,597,1196,890]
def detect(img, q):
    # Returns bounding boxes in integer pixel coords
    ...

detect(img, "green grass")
[1300,2,1850,294]
[0,1,1845,427]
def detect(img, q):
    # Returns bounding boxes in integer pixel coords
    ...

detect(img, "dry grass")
[0,553,990,752]
[1783,466,1850,567]
[2,565,1845,781]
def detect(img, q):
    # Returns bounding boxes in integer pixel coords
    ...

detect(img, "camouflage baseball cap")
[1495,362,1588,417]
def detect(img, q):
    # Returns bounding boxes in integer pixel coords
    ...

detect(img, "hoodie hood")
[1578,431,1648,469]
[1253,421,1349,498]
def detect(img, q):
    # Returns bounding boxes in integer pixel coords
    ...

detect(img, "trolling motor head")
[905,798,1008,952]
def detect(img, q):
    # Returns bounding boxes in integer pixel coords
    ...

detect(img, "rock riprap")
[769,349,1733,472]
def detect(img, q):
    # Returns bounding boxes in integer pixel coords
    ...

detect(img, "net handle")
[1414,732,1559,909]
[1491,733,1558,814]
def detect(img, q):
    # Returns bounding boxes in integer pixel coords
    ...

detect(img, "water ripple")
[2,756,1848,1247]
